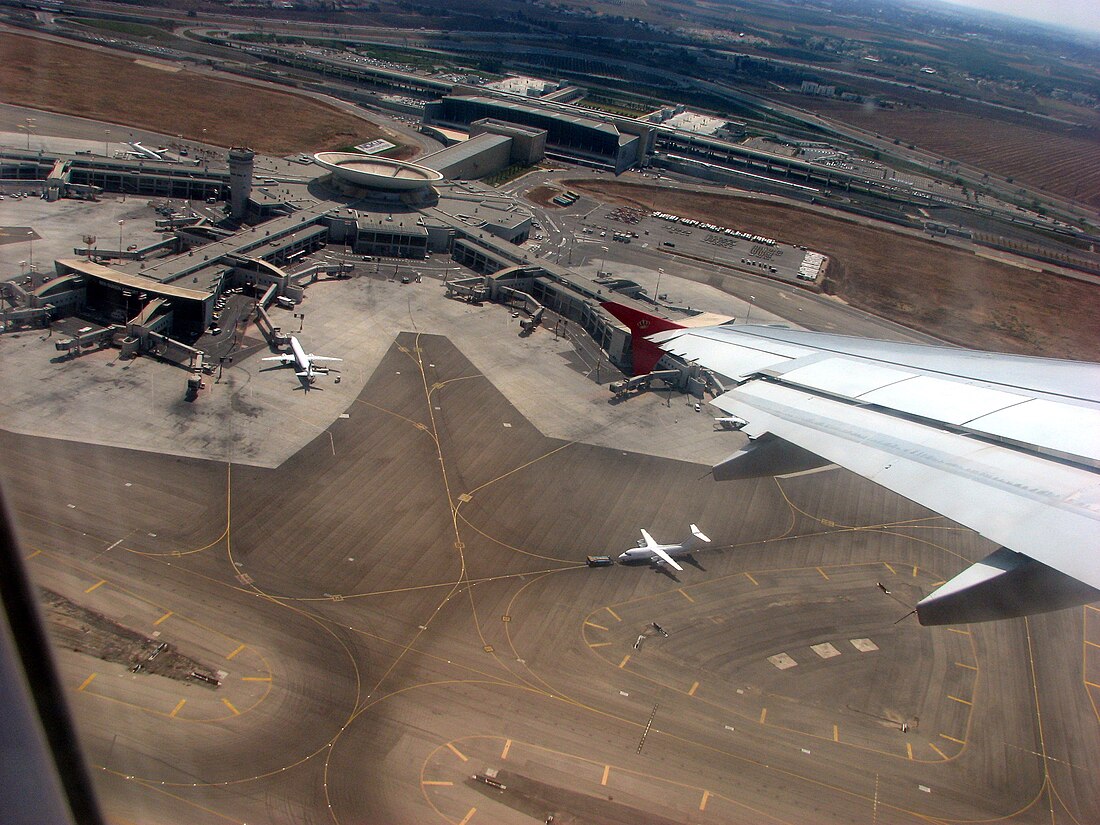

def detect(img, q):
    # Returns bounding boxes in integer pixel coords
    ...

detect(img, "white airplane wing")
[308,356,342,362]
[262,355,294,364]
[603,301,1100,625]
[652,546,684,572]
[640,528,659,549]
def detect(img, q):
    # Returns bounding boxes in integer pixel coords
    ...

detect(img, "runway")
[3,331,1098,824]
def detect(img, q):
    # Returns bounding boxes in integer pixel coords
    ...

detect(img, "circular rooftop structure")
[313,152,443,192]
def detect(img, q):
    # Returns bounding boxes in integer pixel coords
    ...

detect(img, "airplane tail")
[682,524,711,551]
[600,301,684,376]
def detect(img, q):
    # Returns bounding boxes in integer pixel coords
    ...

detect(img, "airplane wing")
[640,528,659,549]
[262,355,294,364]
[308,356,342,362]
[652,546,685,572]
[602,301,1100,625]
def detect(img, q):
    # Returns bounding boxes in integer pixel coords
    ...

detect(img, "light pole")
[27,231,34,270]
[655,267,664,302]
[746,295,755,323]
[598,246,608,277]
[104,128,110,157]
[118,220,124,254]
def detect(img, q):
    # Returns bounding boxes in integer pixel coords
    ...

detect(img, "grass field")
[789,98,1100,208]
[0,32,403,156]
[570,179,1100,360]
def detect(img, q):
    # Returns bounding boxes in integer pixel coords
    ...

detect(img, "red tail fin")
[601,301,684,375]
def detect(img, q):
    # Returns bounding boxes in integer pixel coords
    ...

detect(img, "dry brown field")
[570,179,1100,360]
[0,31,398,155]
[791,98,1100,208]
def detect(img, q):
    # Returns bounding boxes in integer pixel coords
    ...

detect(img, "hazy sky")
[933,0,1100,35]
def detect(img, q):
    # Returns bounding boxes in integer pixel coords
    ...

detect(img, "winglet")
[601,301,684,376]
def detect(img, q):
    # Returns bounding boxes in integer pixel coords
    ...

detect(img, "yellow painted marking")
[589,642,612,648]
[928,742,948,760]
[606,607,621,622]
[948,695,972,706]
[948,628,970,636]
[883,562,896,574]
[501,739,512,760]
[169,699,186,718]
[25,549,42,560]
[940,733,965,745]
[1086,641,1100,649]
[745,572,758,586]
[931,581,946,587]
[833,724,839,742]
[84,579,107,594]
[759,708,767,724]
[585,621,608,631]
[618,654,631,669]
[678,588,695,603]
[77,673,97,692]
[699,790,710,811]
[1086,605,1100,613]
[816,566,829,580]
[601,765,610,786]
[222,699,240,716]
[458,808,476,825]
[906,742,913,760]
[154,611,173,626]
[226,643,245,660]
[912,565,919,577]
[689,681,699,696]
[1084,680,1100,689]
[447,743,468,762]
[242,676,272,682]
[422,780,454,786]
[955,661,978,670]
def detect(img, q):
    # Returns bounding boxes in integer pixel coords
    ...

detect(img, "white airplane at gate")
[619,525,711,571]
[262,336,341,387]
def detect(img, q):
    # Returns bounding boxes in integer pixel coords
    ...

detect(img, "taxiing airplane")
[602,300,1100,625]
[619,525,711,571]
[262,336,341,387]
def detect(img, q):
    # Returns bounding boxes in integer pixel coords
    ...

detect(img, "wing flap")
[712,381,1100,594]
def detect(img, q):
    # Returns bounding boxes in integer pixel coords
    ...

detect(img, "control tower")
[228,147,255,220]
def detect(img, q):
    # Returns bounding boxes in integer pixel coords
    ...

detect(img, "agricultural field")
[0,32,402,156]
[788,98,1100,208]
[570,179,1100,360]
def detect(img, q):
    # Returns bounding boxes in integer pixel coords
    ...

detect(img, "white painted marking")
[105,538,124,552]
[339,413,350,419]
[619,690,630,697]
[724,725,736,731]
[801,748,811,754]
[919,785,931,793]
[776,464,840,479]
[850,638,879,652]
[503,423,512,428]
[768,653,798,670]
[811,643,842,659]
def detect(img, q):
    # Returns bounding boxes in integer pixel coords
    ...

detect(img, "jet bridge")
[609,369,682,397]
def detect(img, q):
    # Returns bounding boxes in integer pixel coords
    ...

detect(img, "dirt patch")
[0,31,401,156]
[40,587,221,687]
[528,185,567,208]
[570,179,1100,360]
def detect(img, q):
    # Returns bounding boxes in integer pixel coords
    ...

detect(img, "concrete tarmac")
[3,328,1097,824]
